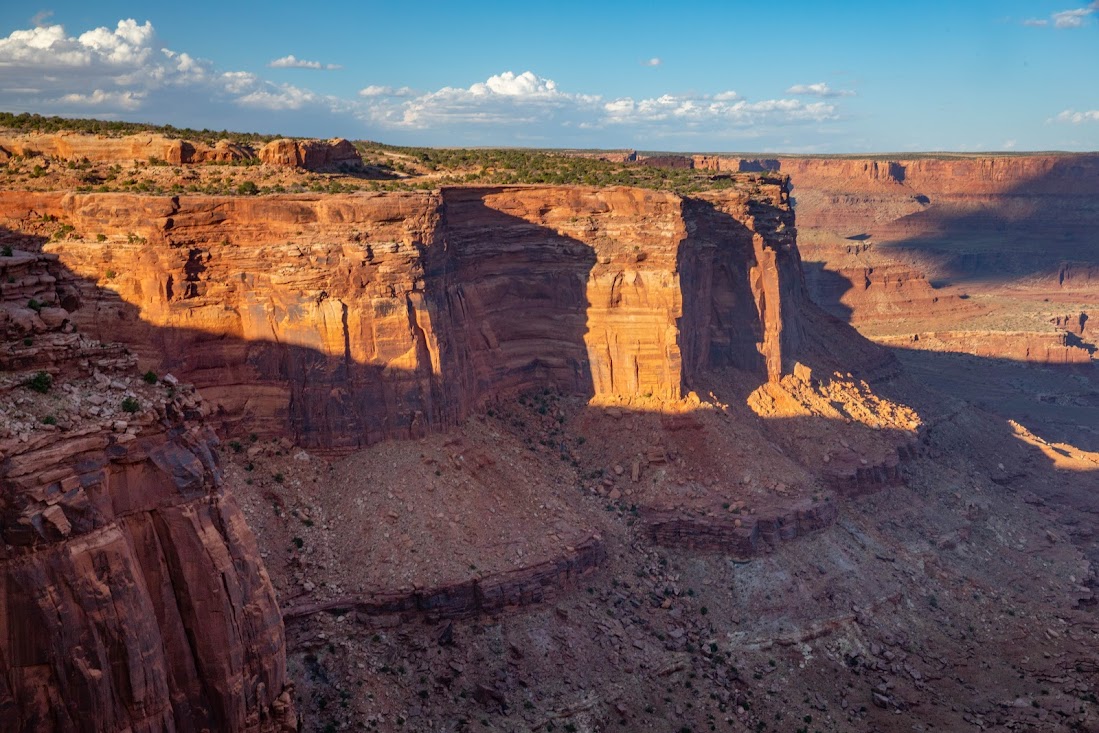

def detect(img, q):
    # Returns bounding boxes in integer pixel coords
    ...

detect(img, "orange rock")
[0,183,808,450]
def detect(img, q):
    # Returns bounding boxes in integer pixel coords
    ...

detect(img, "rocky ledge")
[0,249,295,732]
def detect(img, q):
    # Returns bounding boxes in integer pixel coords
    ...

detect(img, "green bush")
[26,371,52,393]
[1,245,12,256]
[237,180,259,195]
[42,414,57,425]
[142,370,158,384]
[121,397,140,413]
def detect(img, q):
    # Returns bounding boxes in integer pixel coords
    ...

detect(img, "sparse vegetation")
[120,396,140,413]
[0,111,281,146]
[26,371,52,393]
[142,370,158,384]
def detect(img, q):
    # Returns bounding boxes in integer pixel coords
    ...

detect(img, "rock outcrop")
[687,153,1099,363]
[282,536,605,627]
[0,249,294,732]
[0,132,253,165]
[0,181,807,450]
[257,139,363,171]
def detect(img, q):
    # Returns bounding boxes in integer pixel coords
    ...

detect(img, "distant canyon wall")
[0,183,811,451]
[695,153,1099,362]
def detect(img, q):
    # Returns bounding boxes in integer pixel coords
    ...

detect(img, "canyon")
[0,132,1097,732]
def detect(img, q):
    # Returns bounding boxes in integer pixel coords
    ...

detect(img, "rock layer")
[256,138,362,171]
[0,132,253,165]
[0,250,294,732]
[0,182,805,450]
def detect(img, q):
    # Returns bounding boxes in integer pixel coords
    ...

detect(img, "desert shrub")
[121,397,140,413]
[26,371,52,393]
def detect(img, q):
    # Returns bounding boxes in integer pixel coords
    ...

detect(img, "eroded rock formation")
[690,153,1099,363]
[257,139,363,171]
[0,132,253,165]
[0,249,295,732]
[0,181,807,450]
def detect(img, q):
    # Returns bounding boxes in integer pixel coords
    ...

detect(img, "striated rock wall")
[0,132,252,165]
[256,138,362,171]
[777,154,1099,196]
[0,183,805,450]
[0,250,294,732]
[875,330,1093,364]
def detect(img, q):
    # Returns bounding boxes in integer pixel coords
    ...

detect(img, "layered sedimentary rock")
[876,330,1093,364]
[691,153,1099,362]
[281,536,605,626]
[0,132,252,165]
[0,182,807,450]
[0,250,294,732]
[257,139,362,171]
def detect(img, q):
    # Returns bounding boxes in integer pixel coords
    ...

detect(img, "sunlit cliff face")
[0,178,810,450]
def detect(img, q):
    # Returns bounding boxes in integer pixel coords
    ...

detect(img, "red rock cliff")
[0,248,294,732]
[0,181,807,451]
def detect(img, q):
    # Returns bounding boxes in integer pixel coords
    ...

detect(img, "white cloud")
[358,85,414,97]
[1055,109,1099,123]
[0,18,855,148]
[356,70,841,141]
[1053,7,1092,26]
[57,89,146,110]
[786,82,855,98]
[237,83,317,110]
[1023,3,1097,27]
[0,18,355,129]
[470,71,559,97]
[601,93,837,127]
[30,10,54,26]
[643,57,662,67]
[268,54,342,70]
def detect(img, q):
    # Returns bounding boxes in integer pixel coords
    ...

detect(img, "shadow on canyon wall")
[800,261,856,324]
[806,156,1099,287]
[7,217,1099,706]
[5,214,1094,493]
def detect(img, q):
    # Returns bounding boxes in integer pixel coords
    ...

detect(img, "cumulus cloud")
[0,17,355,131]
[57,89,146,110]
[268,54,342,70]
[0,19,207,90]
[357,70,841,143]
[470,71,560,97]
[1055,109,1099,123]
[0,18,855,147]
[786,82,855,98]
[643,57,662,67]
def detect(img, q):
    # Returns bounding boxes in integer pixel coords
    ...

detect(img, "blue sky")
[0,1,1096,152]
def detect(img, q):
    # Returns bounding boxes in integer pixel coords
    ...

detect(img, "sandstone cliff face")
[257,139,362,171]
[0,182,804,450]
[0,133,253,165]
[0,249,294,732]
